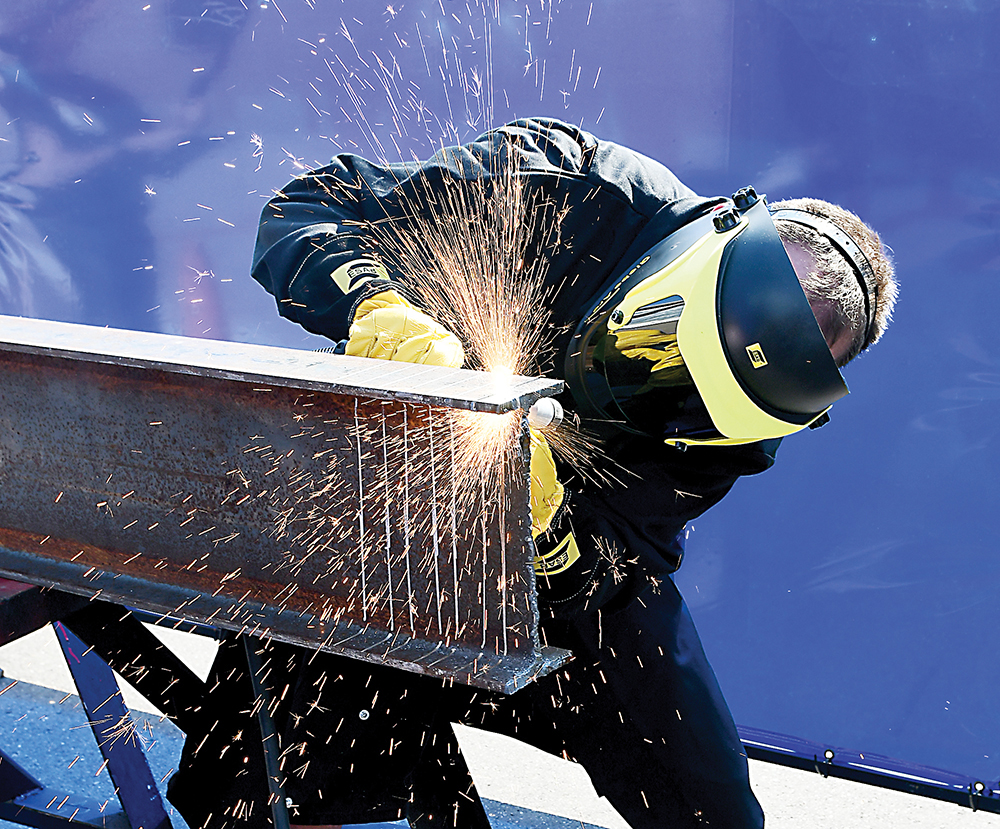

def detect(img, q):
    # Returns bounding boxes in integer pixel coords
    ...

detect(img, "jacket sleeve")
[250,117,710,342]
[251,155,404,342]
[250,121,585,342]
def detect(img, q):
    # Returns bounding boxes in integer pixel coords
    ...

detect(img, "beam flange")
[0,316,561,413]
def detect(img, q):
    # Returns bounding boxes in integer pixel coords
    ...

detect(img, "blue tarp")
[0,0,994,799]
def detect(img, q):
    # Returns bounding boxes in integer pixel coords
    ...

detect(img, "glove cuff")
[352,287,414,321]
[533,527,596,609]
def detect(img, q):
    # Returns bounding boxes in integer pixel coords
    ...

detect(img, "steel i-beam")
[0,316,569,692]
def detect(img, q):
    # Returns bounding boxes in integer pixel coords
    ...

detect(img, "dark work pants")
[463,577,764,829]
[169,578,763,829]
[567,578,764,828]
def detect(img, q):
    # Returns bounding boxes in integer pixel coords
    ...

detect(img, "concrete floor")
[0,624,996,829]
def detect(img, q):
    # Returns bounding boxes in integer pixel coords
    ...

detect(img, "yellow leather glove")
[529,428,564,538]
[346,289,465,367]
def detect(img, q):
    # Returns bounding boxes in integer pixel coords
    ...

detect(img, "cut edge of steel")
[0,550,572,694]
[0,316,563,413]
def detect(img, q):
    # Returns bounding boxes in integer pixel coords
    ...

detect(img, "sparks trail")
[267,2,614,489]
[246,399,517,649]
[356,146,614,502]
[94,712,152,752]
[348,135,559,377]
[252,51,614,645]
[279,0,592,166]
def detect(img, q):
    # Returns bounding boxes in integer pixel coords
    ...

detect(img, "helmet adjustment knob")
[713,206,741,232]
[732,186,760,210]
[610,309,624,325]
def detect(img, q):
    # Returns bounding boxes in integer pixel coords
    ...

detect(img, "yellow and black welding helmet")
[564,187,850,446]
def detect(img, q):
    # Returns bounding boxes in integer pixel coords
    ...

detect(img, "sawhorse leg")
[0,581,170,829]
[241,635,291,829]
[61,602,208,735]
[0,742,126,829]
[54,621,172,829]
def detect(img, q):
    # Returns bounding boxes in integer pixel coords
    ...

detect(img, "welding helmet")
[564,187,850,446]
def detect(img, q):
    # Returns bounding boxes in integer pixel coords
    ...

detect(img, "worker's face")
[783,241,854,365]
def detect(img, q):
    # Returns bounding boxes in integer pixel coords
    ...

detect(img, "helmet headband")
[768,207,879,353]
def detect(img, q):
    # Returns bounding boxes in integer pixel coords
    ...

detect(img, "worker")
[168,118,897,829]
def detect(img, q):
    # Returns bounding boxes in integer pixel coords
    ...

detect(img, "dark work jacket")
[252,117,778,593]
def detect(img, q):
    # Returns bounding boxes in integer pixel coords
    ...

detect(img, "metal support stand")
[54,622,172,829]
[0,586,497,829]
[242,635,291,829]
[0,744,127,829]
[61,603,207,734]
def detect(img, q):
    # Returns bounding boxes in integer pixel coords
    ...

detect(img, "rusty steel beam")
[0,316,568,693]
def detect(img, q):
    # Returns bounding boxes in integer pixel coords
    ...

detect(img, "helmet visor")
[588,318,723,441]
[566,196,848,444]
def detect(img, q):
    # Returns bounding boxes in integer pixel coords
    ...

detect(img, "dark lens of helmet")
[592,327,719,439]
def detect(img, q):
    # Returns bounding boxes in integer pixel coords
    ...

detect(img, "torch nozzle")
[527,397,564,430]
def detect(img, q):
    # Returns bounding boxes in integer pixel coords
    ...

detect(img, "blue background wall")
[0,0,995,786]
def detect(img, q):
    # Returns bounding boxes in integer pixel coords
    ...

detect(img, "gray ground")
[0,625,996,829]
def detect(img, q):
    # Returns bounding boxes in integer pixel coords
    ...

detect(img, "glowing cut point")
[527,397,563,430]
[490,365,515,391]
